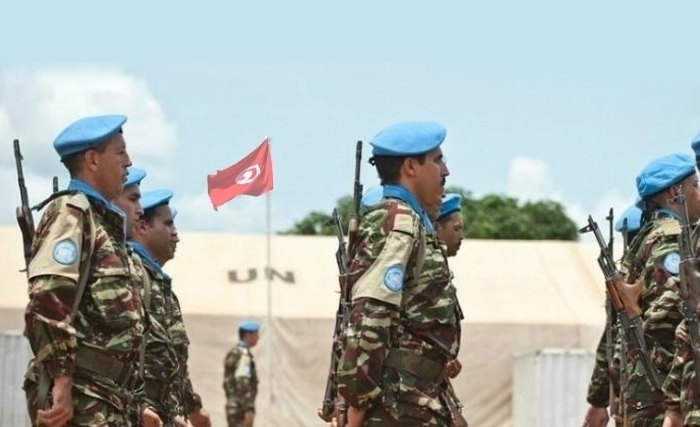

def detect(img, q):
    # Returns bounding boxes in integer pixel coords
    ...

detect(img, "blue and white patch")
[383,264,405,292]
[663,251,681,275]
[52,239,78,265]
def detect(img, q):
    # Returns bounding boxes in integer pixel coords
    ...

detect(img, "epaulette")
[375,200,419,236]
[31,189,77,212]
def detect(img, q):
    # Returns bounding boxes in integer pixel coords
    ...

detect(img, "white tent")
[0,225,608,427]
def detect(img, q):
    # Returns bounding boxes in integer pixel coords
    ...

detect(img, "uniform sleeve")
[663,320,688,414]
[24,197,88,379]
[337,298,399,409]
[182,373,203,413]
[587,330,612,407]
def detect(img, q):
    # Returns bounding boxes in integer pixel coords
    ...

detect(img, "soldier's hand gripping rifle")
[674,186,700,392]
[580,215,663,392]
[319,141,363,427]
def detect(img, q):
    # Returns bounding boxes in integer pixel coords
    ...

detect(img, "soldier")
[434,193,463,257]
[223,320,261,427]
[661,138,700,427]
[616,152,700,427]
[336,121,464,426]
[582,204,643,427]
[22,115,149,426]
[130,189,212,427]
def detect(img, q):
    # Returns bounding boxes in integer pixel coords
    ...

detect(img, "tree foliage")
[280,187,579,241]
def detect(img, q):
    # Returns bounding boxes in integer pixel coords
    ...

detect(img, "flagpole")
[265,150,273,421]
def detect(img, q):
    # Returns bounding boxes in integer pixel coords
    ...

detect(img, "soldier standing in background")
[223,320,261,427]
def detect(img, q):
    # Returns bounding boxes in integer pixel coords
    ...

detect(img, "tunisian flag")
[207,137,274,211]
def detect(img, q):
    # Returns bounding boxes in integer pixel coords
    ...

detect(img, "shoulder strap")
[69,205,97,322]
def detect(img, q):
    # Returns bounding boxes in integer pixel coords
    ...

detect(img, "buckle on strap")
[75,346,136,387]
[384,348,445,382]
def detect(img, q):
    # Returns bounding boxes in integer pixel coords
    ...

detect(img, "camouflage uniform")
[586,327,623,424]
[619,211,683,427]
[223,341,259,427]
[169,290,203,418]
[23,186,146,426]
[662,223,700,426]
[337,197,465,426]
[130,241,181,426]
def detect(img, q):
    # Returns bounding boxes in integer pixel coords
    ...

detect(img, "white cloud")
[0,67,178,225]
[506,155,636,241]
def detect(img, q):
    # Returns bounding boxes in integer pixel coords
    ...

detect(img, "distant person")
[223,320,261,427]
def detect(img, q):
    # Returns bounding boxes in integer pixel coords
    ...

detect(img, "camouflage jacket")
[663,319,700,425]
[337,198,463,423]
[620,211,682,413]
[223,342,259,416]
[129,242,181,417]
[168,288,201,415]
[24,189,146,410]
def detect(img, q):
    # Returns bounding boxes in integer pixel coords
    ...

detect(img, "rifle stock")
[579,215,663,391]
[319,142,363,426]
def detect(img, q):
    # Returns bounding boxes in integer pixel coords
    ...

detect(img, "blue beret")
[239,320,260,332]
[124,167,146,188]
[438,193,462,220]
[53,114,127,160]
[614,204,643,233]
[140,189,173,212]
[636,152,695,200]
[692,131,700,157]
[170,207,178,219]
[361,186,384,209]
[370,121,446,157]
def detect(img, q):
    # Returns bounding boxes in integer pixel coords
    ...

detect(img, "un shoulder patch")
[663,251,681,275]
[52,239,78,266]
[383,264,405,292]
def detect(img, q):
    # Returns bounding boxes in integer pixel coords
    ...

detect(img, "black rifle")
[319,141,363,427]
[674,186,700,393]
[580,215,663,391]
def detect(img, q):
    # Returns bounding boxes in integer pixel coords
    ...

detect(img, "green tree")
[281,187,579,241]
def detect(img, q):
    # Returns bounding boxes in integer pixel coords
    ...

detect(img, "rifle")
[603,208,618,418]
[621,218,630,258]
[674,186,700,392]
[15,139,35,271]
[579,215,663,392]
[53,176,58,193]
[319,141,363,427]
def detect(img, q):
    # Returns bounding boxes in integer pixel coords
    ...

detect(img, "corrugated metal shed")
[513,348,602,427]
[0,331,32,427]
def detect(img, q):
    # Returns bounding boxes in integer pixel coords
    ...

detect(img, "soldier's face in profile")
[141,205,176,263]
[435,211,463,257]
[411,148,449,218]
[113,184,142,239]
[681,174,700,223]
[90,134,132,200]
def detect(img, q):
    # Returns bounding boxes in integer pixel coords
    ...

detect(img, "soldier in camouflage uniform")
[661,136,700,427]
[336,121,464,427]
[614,152,700,427]
[113,166,167,427]
[22,115,152,427]
[130,189,212,427]
[582,204,643,427]
[223,320,260,427]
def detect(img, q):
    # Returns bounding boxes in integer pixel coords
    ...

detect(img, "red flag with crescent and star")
[206,137,274,211]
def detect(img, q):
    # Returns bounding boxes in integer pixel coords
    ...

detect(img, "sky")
[1,0,700,237]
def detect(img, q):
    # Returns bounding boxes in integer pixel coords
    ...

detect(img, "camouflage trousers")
[24,378,133,427]
[361,405,453,427]
[622,404,664,427]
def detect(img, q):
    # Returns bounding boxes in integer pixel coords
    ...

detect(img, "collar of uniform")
[383,184,434,233]
[68,178,125,217]
[128,241,170,280]
[237,340,250,350]
[654,207,682,221]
